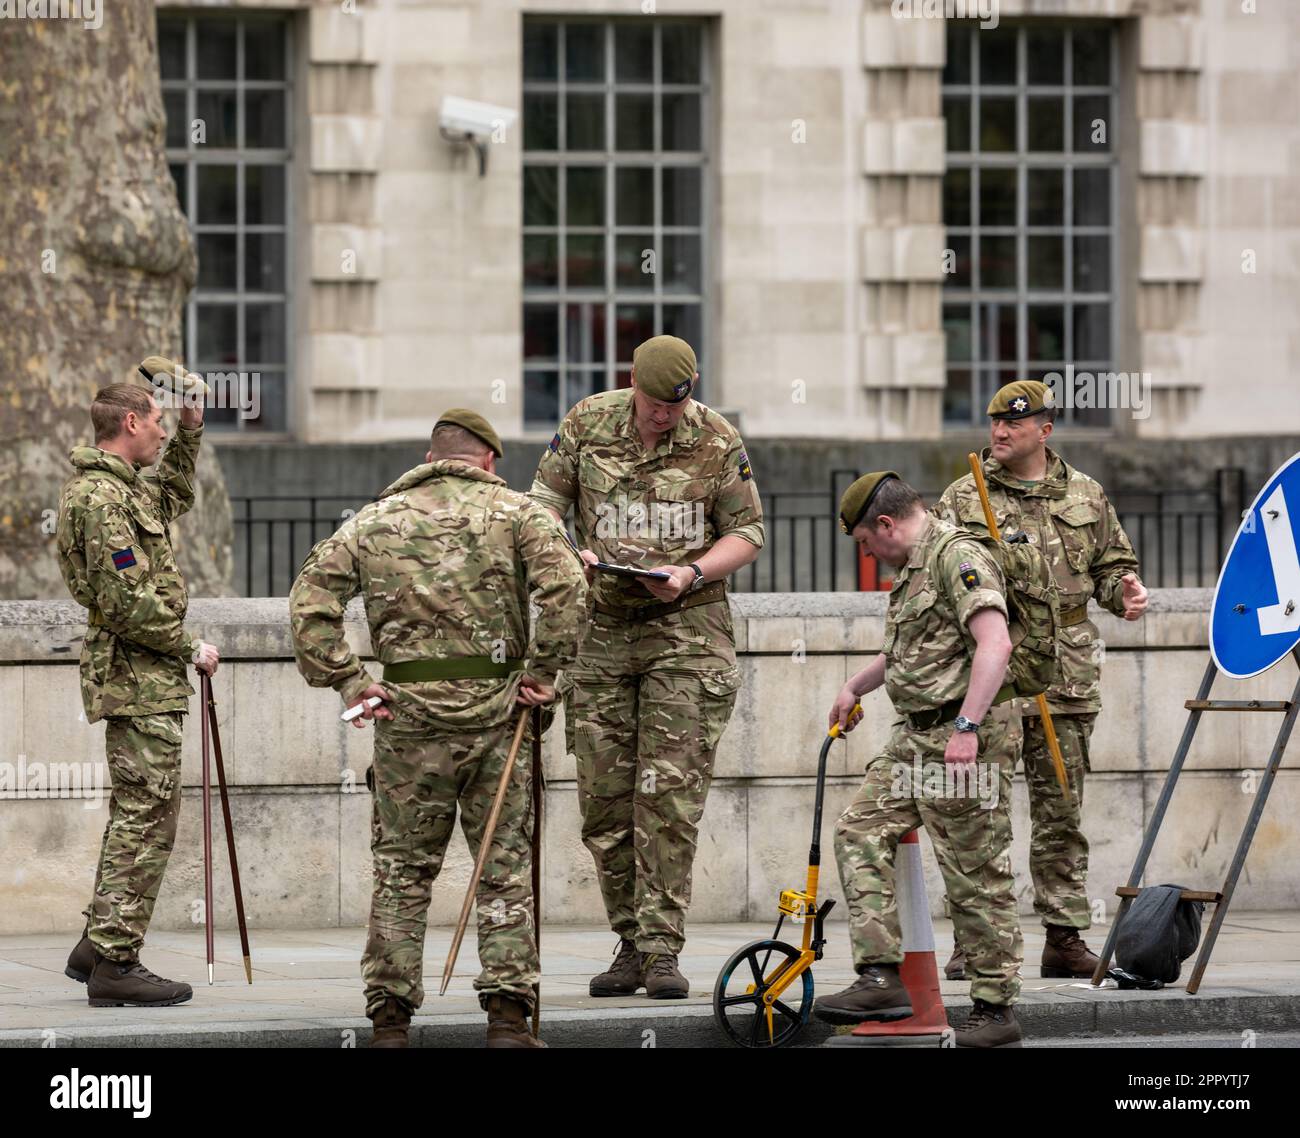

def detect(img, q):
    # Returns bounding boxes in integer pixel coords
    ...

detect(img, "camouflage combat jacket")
[933,447,1139,714]
[528,389,764,611]
[56,426,203,723]
[289,459,586,730]
[884,514,1009,715]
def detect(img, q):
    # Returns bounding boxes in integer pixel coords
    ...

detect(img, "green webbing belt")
[381,657,525,683]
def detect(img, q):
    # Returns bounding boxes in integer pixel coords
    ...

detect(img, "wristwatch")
[688,563,705,592]
[953,715,981,734]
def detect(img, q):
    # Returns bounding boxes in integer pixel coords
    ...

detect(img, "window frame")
[941,21,1120,430]
[521,17,712,429]
[160,9,294,435]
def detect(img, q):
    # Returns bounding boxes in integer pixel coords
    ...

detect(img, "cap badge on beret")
[1011,396,1028,413]
[632,335,697,403]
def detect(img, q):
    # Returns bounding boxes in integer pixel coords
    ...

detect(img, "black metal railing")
[230,496,364,597]
[230,466,1246,597]
[1112,468,1246,589]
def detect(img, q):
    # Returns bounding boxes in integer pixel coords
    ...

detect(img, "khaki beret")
[137,355,210,399]
[435,408,504,458]
[839,470,901,534]
[632,335,697,404]
[987,379,1055,420]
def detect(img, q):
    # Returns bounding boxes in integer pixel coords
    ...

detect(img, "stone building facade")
[158,0,1298,450]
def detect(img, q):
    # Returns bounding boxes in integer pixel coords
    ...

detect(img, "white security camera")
[439,96,518,175]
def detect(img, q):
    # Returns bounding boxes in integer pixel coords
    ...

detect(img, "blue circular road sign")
[1211,452,1300,679]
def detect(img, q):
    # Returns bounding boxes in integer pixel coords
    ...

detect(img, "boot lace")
[960,1000,1000,1030]
[645,953,678,978]
[612,939,640,970]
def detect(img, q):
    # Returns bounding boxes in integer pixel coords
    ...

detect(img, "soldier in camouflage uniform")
[289,409,584,1049]
[529,336,764,999]
[57,358,219,1008]
[816,472,1025,1047]
[933,380,1145,979]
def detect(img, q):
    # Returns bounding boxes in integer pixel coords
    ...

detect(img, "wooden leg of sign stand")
[1092,647,1300,994]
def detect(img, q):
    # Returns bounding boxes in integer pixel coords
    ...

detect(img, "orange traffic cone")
[828,828,950,1046]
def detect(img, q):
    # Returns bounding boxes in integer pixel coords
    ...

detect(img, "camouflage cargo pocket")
[1052,501,1100,573]
[930,793,1004,875]
[557,672,576,757]
[105,712,183,800]
[698,665,741,753]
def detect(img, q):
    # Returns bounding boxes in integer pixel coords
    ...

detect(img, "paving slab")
[1,916,1297,1047]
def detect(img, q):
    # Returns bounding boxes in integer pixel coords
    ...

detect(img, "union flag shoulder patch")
[111,548,137,572]
[738,451,753,482]
[958,561,980,591]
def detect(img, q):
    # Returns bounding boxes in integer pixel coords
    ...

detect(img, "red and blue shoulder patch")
[111,548,137,572]
[547,431,561,454]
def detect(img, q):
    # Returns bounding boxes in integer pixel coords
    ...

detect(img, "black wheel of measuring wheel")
[712,939,813,1049]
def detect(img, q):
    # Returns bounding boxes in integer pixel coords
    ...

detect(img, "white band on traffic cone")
[897,831,935,954]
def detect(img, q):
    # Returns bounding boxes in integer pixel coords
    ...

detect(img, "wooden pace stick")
[967,453,1072,800]
[440,707,531,997]
[530,706,543,1038]
[200,672,215,985]
[205,680,254,984]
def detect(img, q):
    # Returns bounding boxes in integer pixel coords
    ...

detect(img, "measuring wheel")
[713,939,814,1048]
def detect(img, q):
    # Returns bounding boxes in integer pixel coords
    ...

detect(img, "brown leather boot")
[589,937,644,997]
[954,999,1022,1047]
[813,964,913,1025]
[1041,925,1100,978]
[65,929,94,984]
[944,943,966,981]
[369,997,411,1048]
[643,952,689,999]
[485,995,546,1048]
[87,953,192,1007]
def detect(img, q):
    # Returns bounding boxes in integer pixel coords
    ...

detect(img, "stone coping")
[0,589,1215,661]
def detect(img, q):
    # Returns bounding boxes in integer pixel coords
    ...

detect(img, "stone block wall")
[2,590,1297,936]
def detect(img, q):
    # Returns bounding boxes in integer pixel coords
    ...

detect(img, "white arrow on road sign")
[1257,484,1300,637]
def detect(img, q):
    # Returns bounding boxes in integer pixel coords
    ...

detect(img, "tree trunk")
[0,2,233,599]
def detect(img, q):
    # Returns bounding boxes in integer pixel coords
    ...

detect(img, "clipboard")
[593,561,672,581]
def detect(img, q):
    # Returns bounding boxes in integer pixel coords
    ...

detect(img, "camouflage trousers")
[1023,711,1097,930]
[362,712,538,1018]
[834,704,1024,1006]
[84,713,185,962]
[566,600,741,955]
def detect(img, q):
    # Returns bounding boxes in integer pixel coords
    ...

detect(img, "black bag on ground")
[1114,883,1206,983]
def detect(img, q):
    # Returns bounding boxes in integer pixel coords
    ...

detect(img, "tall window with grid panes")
[521,18,709,428]
[159,13,291,432]
[942,22,1117,428]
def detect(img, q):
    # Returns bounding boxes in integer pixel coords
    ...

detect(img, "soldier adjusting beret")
[839,470,901,534]
[987,379,1055,420]
[632,335,697,404]
[137,355,210,399]
[436,408,504,458]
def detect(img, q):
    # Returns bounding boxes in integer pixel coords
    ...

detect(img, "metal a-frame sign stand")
[1092,452,1300,995]
[1090,647,1300,994]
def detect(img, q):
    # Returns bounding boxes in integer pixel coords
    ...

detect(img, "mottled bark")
[0,2,233,598]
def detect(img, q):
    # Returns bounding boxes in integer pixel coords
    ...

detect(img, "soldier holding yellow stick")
[933,380,1147,979]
